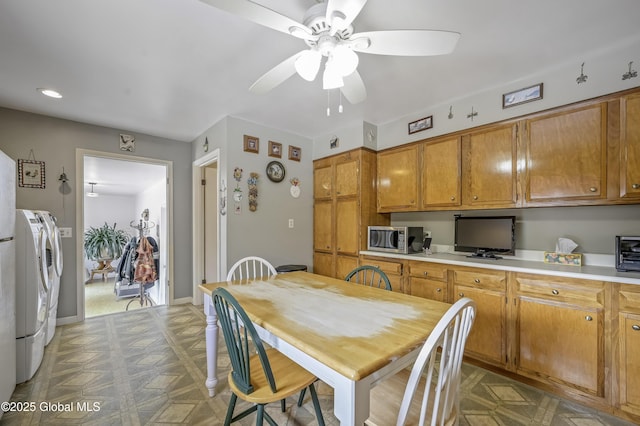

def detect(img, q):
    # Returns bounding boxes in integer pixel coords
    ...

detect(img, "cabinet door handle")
[458,292,464,297]
[473,195,478,200]
[474,278,480,284]
[633,324,640,331]
[632,183,640,189]
[436,288,442,292]
[450,196,456,201]
[589,187,597,192]
[585,315,593,321]
[552,289,559,295]
[423,271,429,276]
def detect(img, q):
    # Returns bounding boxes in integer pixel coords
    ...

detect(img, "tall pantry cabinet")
[313,148,389,279]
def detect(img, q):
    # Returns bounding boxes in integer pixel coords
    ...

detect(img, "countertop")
[360,250,640,285]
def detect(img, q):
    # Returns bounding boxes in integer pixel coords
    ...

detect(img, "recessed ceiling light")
[37,88,62,99]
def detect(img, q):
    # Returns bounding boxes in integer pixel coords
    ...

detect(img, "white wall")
[193,116,314,272]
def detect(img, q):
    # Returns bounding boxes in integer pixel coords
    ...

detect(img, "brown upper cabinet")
[462,124,518,208]
[420,137,461,209]
[377,145,420,212]
[620,93,640,200]
[374,88,640,213]
[523,102,608,205]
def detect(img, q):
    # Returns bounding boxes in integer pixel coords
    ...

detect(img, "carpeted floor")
[84,278,152,318]
[2,304,635,425]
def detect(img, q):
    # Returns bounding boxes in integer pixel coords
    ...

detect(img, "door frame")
[192,148,225,305]
[75,148,174,320]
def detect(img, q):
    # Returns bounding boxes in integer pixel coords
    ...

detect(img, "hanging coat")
[134,236,157,283]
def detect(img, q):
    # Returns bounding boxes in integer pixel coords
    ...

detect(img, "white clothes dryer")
[36,211,63,346]
[15,209,49,384]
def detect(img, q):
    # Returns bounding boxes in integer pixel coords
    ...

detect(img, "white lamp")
[322,57,344,90]
[87,182,99,198]
[295,49,322,81]
[332,45,359,76]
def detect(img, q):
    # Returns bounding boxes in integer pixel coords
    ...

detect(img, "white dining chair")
[226,256,277,281]
[366,297,477,426]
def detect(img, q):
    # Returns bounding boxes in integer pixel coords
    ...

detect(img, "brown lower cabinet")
[358,254,640,424]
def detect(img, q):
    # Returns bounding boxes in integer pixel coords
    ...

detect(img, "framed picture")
[18,159,46,188]
[408,116,433,134]
[268,141,282,158]
[119,134,135,152]
[503,83,543,108]
[288,145,301,161]
[243,135,259,153]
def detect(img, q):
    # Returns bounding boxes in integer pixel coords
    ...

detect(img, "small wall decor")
[408,116,433,134]
[243,135,259,153]
[18,159,46,188]
[219,179,227,216]
[119,134,136,152]
[268,141,282,158]
[203,137,209,153]
[288,145,301,161]
[502,83,543,108]
[289,177,301,198]
[266,161,285,182]
[247,173,259,212]
[330,135,339,149]
[576,62,588,84]
[448,106,454,119]
[233,167,243,213]
[622,61,637,81]
[467,106,478,121]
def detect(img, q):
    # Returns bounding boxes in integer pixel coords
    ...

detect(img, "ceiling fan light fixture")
[87,182,99,198]
[294,49,322,81]
[332,45,359,76]
[322,58,344,90]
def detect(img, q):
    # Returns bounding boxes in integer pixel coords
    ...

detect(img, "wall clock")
[266,161,285,182]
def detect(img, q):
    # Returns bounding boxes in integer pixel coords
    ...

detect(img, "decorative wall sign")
[288,145,301,161]
[502,83,543,108]
[243,135,259,153]
[18,159,46,188]
[247,173,259,212]
[119,134,136,152]
[408,116,433,134]
[289,177,300,198]
[268,141,282,158]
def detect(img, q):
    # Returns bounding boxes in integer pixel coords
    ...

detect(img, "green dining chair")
[345,265,392,291]
[213,288,325,426]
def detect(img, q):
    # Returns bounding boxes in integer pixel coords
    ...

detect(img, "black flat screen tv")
[454,215,516,259]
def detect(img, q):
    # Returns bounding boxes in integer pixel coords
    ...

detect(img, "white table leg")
[203,294,218,397]
[333,378,370,426]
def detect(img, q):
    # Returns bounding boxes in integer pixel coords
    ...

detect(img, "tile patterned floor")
[2,305,636,425]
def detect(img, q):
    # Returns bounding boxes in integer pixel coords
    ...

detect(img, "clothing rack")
[114,213,159,309]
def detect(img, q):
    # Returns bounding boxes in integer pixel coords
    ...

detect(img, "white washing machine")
[36,211,63,346]
[15,209,49,384]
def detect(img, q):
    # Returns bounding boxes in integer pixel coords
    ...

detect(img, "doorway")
[192,148,225,305]
[76,149,173,319]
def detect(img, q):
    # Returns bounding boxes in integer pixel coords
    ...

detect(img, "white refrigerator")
[0,150,16,415]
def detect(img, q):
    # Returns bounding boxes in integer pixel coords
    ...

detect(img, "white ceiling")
[1,0,640,142]
[83,156,166,196]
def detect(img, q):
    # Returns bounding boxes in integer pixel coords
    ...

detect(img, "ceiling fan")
[200,0,460,105]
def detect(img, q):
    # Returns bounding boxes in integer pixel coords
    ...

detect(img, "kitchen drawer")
[360,257,403,275]
[619,284,640,314]
[516,273,605,307]
[408,261,447,281]
[452,267,506,291]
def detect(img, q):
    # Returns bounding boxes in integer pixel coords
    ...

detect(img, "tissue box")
[544,252,582,266]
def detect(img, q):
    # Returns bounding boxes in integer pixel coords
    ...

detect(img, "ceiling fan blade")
[341,70,367,104]
[352,30,460,56]
[249,52,303,95]
[199,0,315,40]
[325,0,368,35]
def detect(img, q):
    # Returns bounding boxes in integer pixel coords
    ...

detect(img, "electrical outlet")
[59,227,72,238]
[424,231,432,238]
[288,219,294,228]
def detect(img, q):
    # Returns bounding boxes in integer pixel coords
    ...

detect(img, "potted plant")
[83,222,130,269]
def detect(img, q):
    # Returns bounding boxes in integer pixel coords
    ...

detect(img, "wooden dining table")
[199,271,451,426]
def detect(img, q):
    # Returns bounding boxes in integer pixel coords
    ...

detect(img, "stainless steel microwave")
[367,226,424,254]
